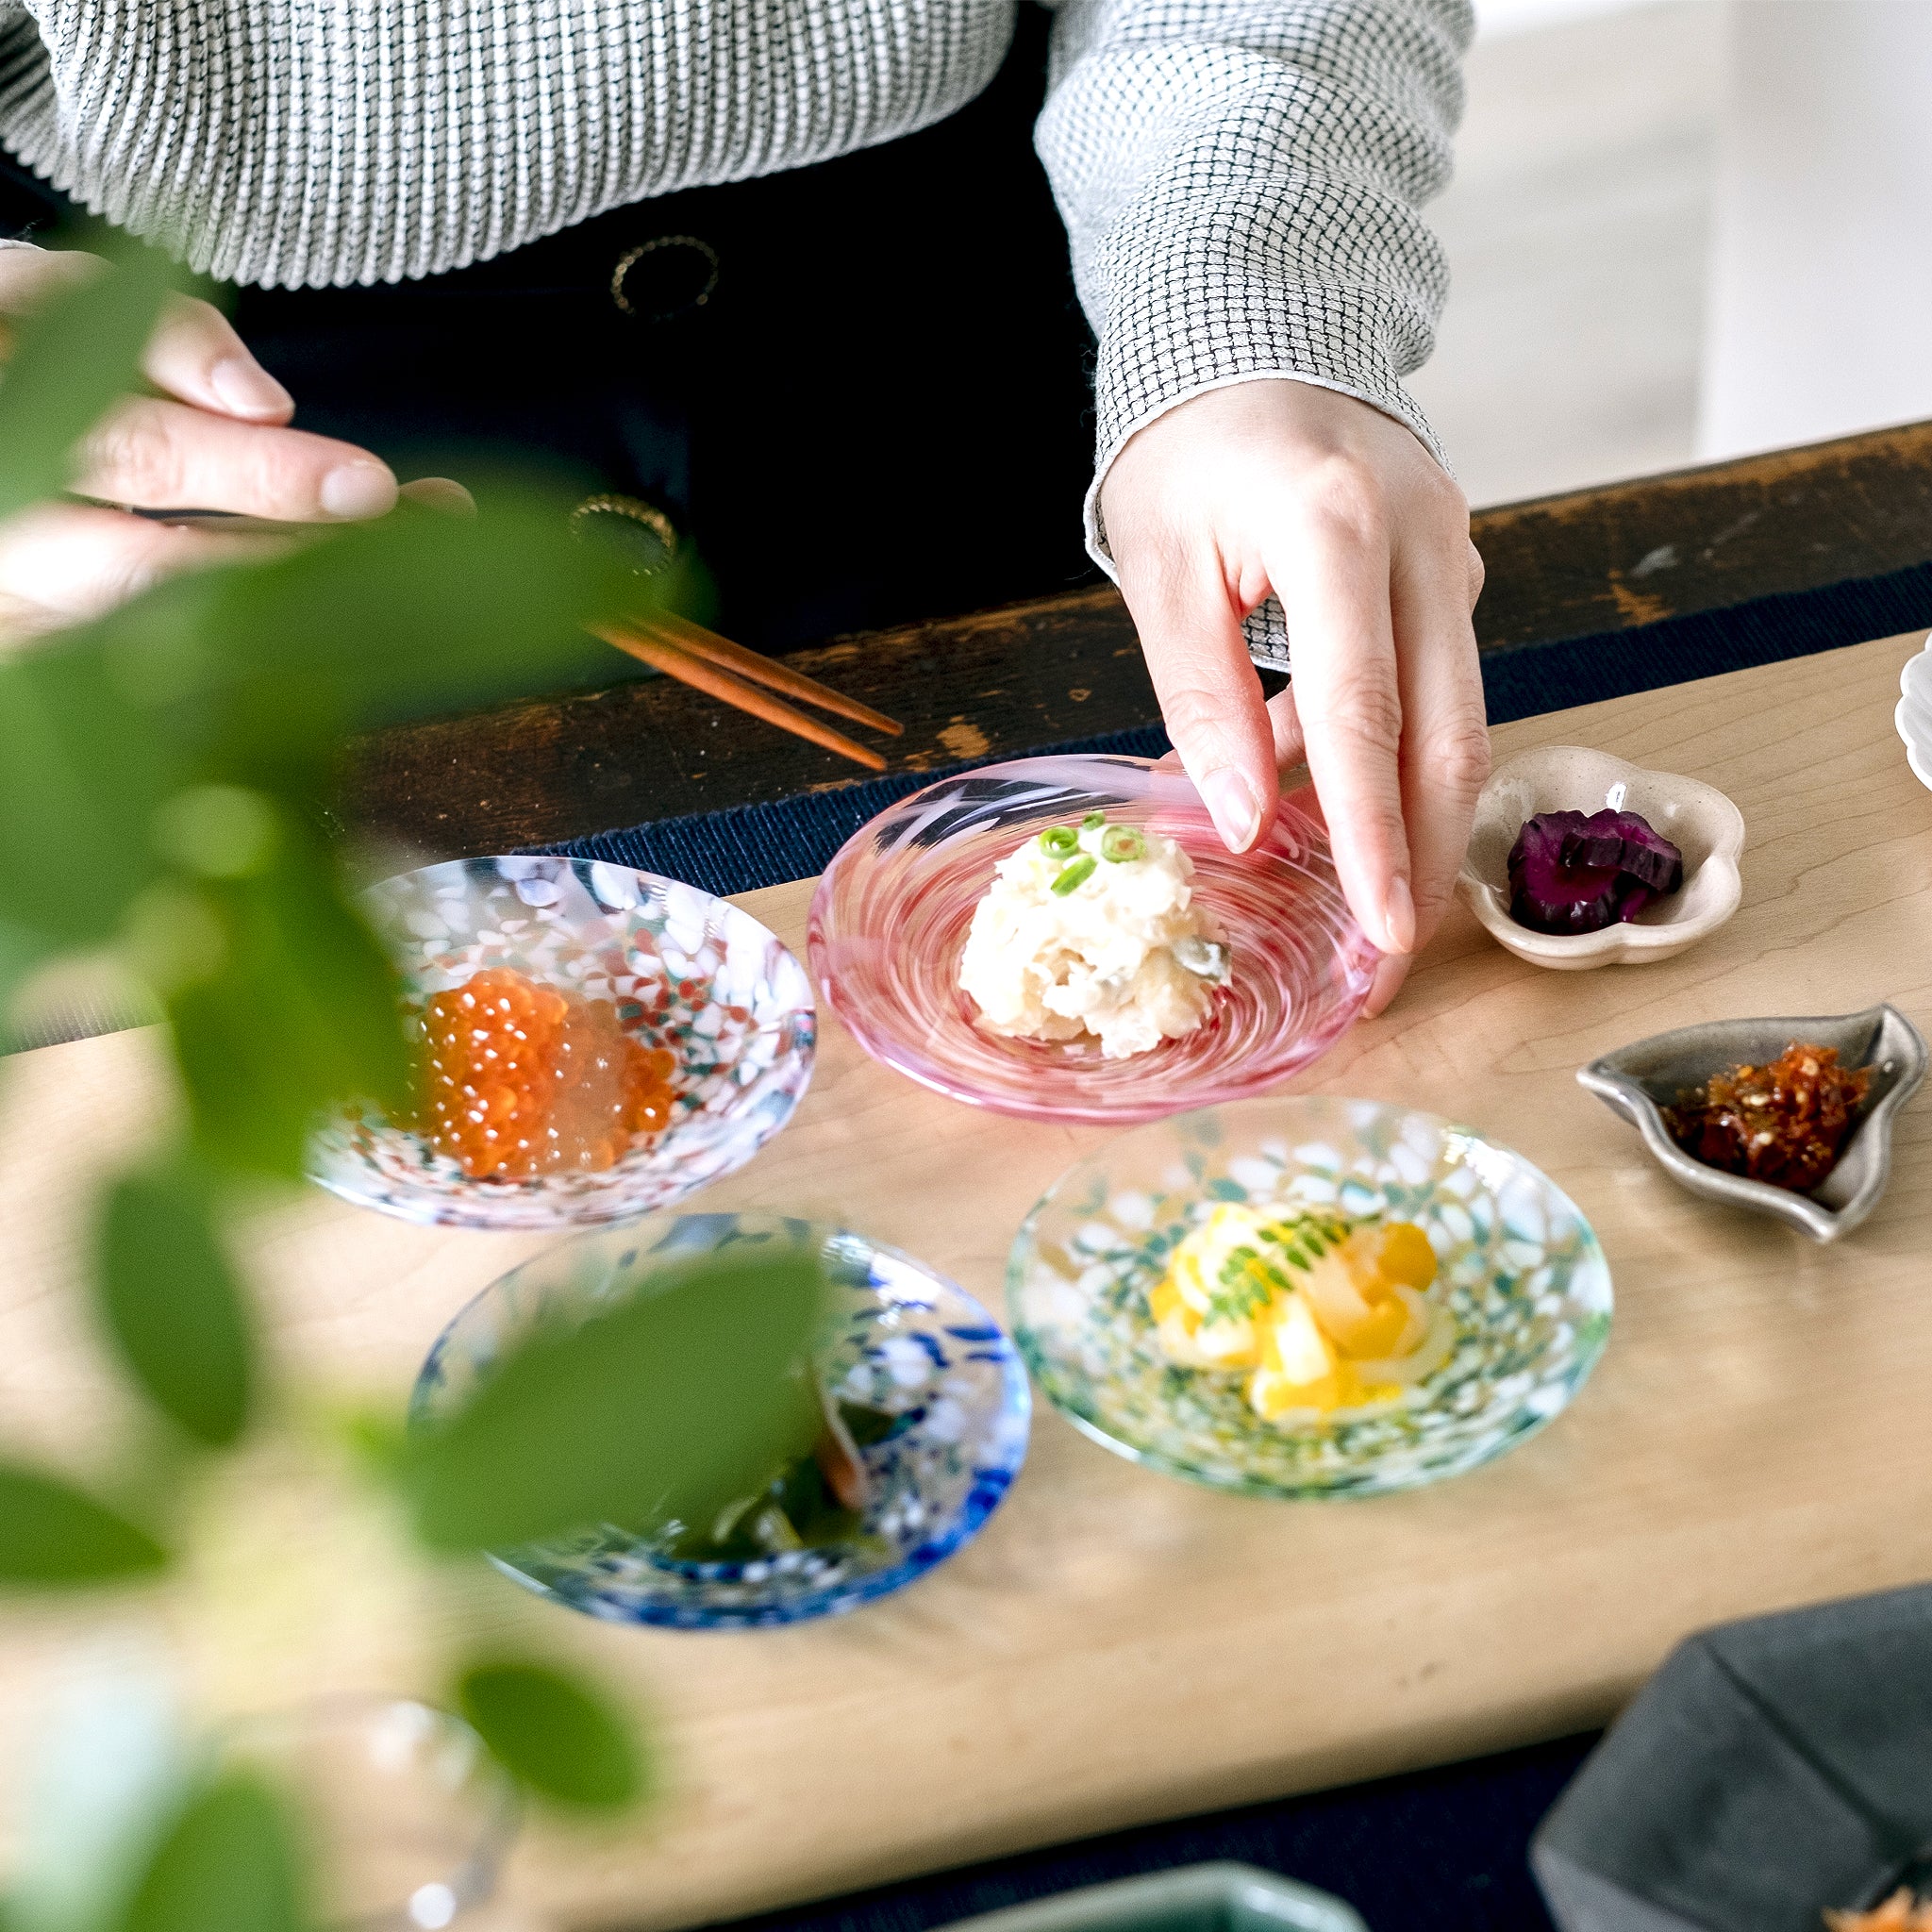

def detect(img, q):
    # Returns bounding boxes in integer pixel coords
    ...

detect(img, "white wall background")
[1408,0,1720,507]
[1698,1,1932,460]
[1420,0,1932,507]
[1474,0,1646,37]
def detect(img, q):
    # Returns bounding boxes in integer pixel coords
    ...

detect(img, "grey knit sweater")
[0,0,1470,597]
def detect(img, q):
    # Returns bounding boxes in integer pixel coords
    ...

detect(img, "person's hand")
[1100,378,1489,1017]
[0,245,401,641]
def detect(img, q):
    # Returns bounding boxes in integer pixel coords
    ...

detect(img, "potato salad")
[958,811,1229,1059]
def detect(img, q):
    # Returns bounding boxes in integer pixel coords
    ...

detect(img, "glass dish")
[224,1696,516,1929]
[308,856,815,1231]
[1008,1095,1612,1497]
[807,756,1377,1124]
[411,1212,1032,1627]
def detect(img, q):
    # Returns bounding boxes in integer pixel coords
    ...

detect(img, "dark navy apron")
[0,7,1099,653]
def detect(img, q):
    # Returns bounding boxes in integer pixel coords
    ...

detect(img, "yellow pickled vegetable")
[1374,1221,1438,1289]
[1149,1276,1184,1324]
[1150,1205,1442,1424]
[1329,1289,1413,1361]
[1265,1292,1334,1385]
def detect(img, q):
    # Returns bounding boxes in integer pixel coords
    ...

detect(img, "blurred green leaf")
[180,490,653,758]
[456,1658,643,1811]
[96,1160,254,1446]
[168,825,406,1179]
[0,644,183,953]
[150,784,280,879]
[115,1772,308,1932]
[335,1405,408,1482]
[0,242,176,523]
[0,1462,167,1585]
[0,916,60,1028]
[403,1247,825,1552]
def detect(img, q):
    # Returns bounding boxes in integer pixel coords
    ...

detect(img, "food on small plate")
[1663,1041,1871,1192]
[957,810,1230,1059]
[658,1396,900,1562]
[1508,808,1684,935]
[1827,1893,1932,1932]
[412,966,678,1179]
[1151,1205,1454,1421]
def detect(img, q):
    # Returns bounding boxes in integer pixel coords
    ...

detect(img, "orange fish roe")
[414,966,678,1180]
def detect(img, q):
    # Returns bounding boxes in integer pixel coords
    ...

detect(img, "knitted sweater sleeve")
[1033,0,1473,589]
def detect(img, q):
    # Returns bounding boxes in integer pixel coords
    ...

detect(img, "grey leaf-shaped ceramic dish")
[1577,1004,1927,1241]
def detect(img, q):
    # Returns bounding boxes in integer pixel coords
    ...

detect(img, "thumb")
[1121,557,1278,854]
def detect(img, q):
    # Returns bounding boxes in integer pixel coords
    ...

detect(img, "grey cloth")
[1532,1582,1932,1932]
[0,0,1469,654]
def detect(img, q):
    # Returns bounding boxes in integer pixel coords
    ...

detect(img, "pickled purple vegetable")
[1557,824,1627,873]
[1507,808,1683,936]
[1596,811,1684,892]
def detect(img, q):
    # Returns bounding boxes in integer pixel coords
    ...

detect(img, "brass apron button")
[569,493,681,575]
[609,236,721,323]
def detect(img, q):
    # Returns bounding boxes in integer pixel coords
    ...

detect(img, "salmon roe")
[413,966,678,1180]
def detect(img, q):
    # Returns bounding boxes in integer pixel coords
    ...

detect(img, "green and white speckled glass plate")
[1006,1095,1612,1498]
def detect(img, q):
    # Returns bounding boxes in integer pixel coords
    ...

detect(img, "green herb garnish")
[1082,809,1108,830]
[1259,1210,1356,1258]
[1195,1211,1357,1327]
[1202,1242,1294,1325]
[1101,825,1146,863]
[1052,854,1097,894]
[1040,825,1080,858]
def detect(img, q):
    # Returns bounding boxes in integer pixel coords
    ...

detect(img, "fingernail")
[208,355,292,419]
[320,460,398,521]
[1382,874,1416,955]
[1199,768,1260,854]
[1363,952,1407,1019]
[399,475,477,518]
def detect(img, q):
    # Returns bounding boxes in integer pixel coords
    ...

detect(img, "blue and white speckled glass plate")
[1007,1096,1612,1498]
[412,1213,1032,1627]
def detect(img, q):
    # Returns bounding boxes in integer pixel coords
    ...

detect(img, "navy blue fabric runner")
[555,559,1932,894]
[713,1734,1596,1932]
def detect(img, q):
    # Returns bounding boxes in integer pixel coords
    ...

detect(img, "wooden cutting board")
[4,630,1931,1932]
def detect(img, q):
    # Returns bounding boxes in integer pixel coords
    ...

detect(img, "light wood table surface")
[5,630,1931,1931]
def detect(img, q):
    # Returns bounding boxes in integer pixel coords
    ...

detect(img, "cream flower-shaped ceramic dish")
[1893,634,1932,791]
[1457,745,1745,970]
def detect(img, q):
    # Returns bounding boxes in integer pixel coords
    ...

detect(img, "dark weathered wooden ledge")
[345,419,1932,859]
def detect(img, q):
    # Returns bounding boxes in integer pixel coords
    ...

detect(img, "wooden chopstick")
[592,623,889,771]
[631,609,904,738]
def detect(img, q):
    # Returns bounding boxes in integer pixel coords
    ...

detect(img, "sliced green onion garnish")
[1081,809,1108,830]
[1052,854,1097,894]
[1040,825,1080,858]
[1101,825,1146,862]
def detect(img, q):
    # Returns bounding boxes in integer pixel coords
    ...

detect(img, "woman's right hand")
[0,244,400,641]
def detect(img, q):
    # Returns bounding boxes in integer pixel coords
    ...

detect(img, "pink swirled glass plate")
[808,756,1378,1124]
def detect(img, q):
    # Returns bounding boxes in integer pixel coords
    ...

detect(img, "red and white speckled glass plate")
[807,756,1377,1124]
